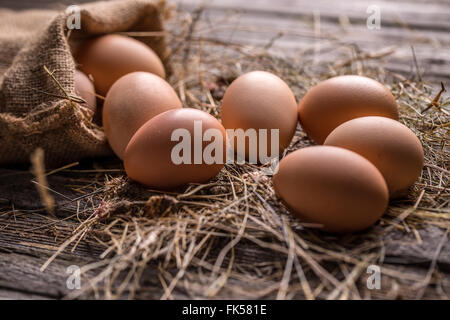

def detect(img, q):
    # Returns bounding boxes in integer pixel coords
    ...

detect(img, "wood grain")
[177,0,450,85]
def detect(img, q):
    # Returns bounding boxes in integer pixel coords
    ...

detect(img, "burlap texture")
[0,0,170,167]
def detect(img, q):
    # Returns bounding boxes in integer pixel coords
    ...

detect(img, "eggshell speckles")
[74,69,96,113]
[273,146,389,233]
[124,109,226,189]
[298,75,399,144]
[75,34,166,96]
[324,116,424,197]
[221,71,298,161]
[103,72,182,159]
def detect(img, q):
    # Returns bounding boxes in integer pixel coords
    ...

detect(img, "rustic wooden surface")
[0,0,449,299]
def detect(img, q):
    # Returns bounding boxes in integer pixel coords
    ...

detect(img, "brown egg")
[298,75,399,144]
[75,34,166,96]
[221,71,298,163]
[74,69,96,113]
[124,108,226,189]
[103,72,182,159]
[324,116,424,197]
[273,146,388,233]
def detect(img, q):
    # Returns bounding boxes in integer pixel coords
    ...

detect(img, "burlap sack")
[0,0,170,167]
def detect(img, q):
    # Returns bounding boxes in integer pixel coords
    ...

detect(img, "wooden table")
[0,0,449,299]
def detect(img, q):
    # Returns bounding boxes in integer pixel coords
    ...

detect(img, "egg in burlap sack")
[0,0,170,167]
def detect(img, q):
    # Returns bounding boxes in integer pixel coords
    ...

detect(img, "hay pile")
[37,5,449,299]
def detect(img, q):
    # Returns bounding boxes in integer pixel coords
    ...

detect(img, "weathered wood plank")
[176,0,450,84]
[0,288,53,300]
[193,0,450,29]
[0,253,67,299]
